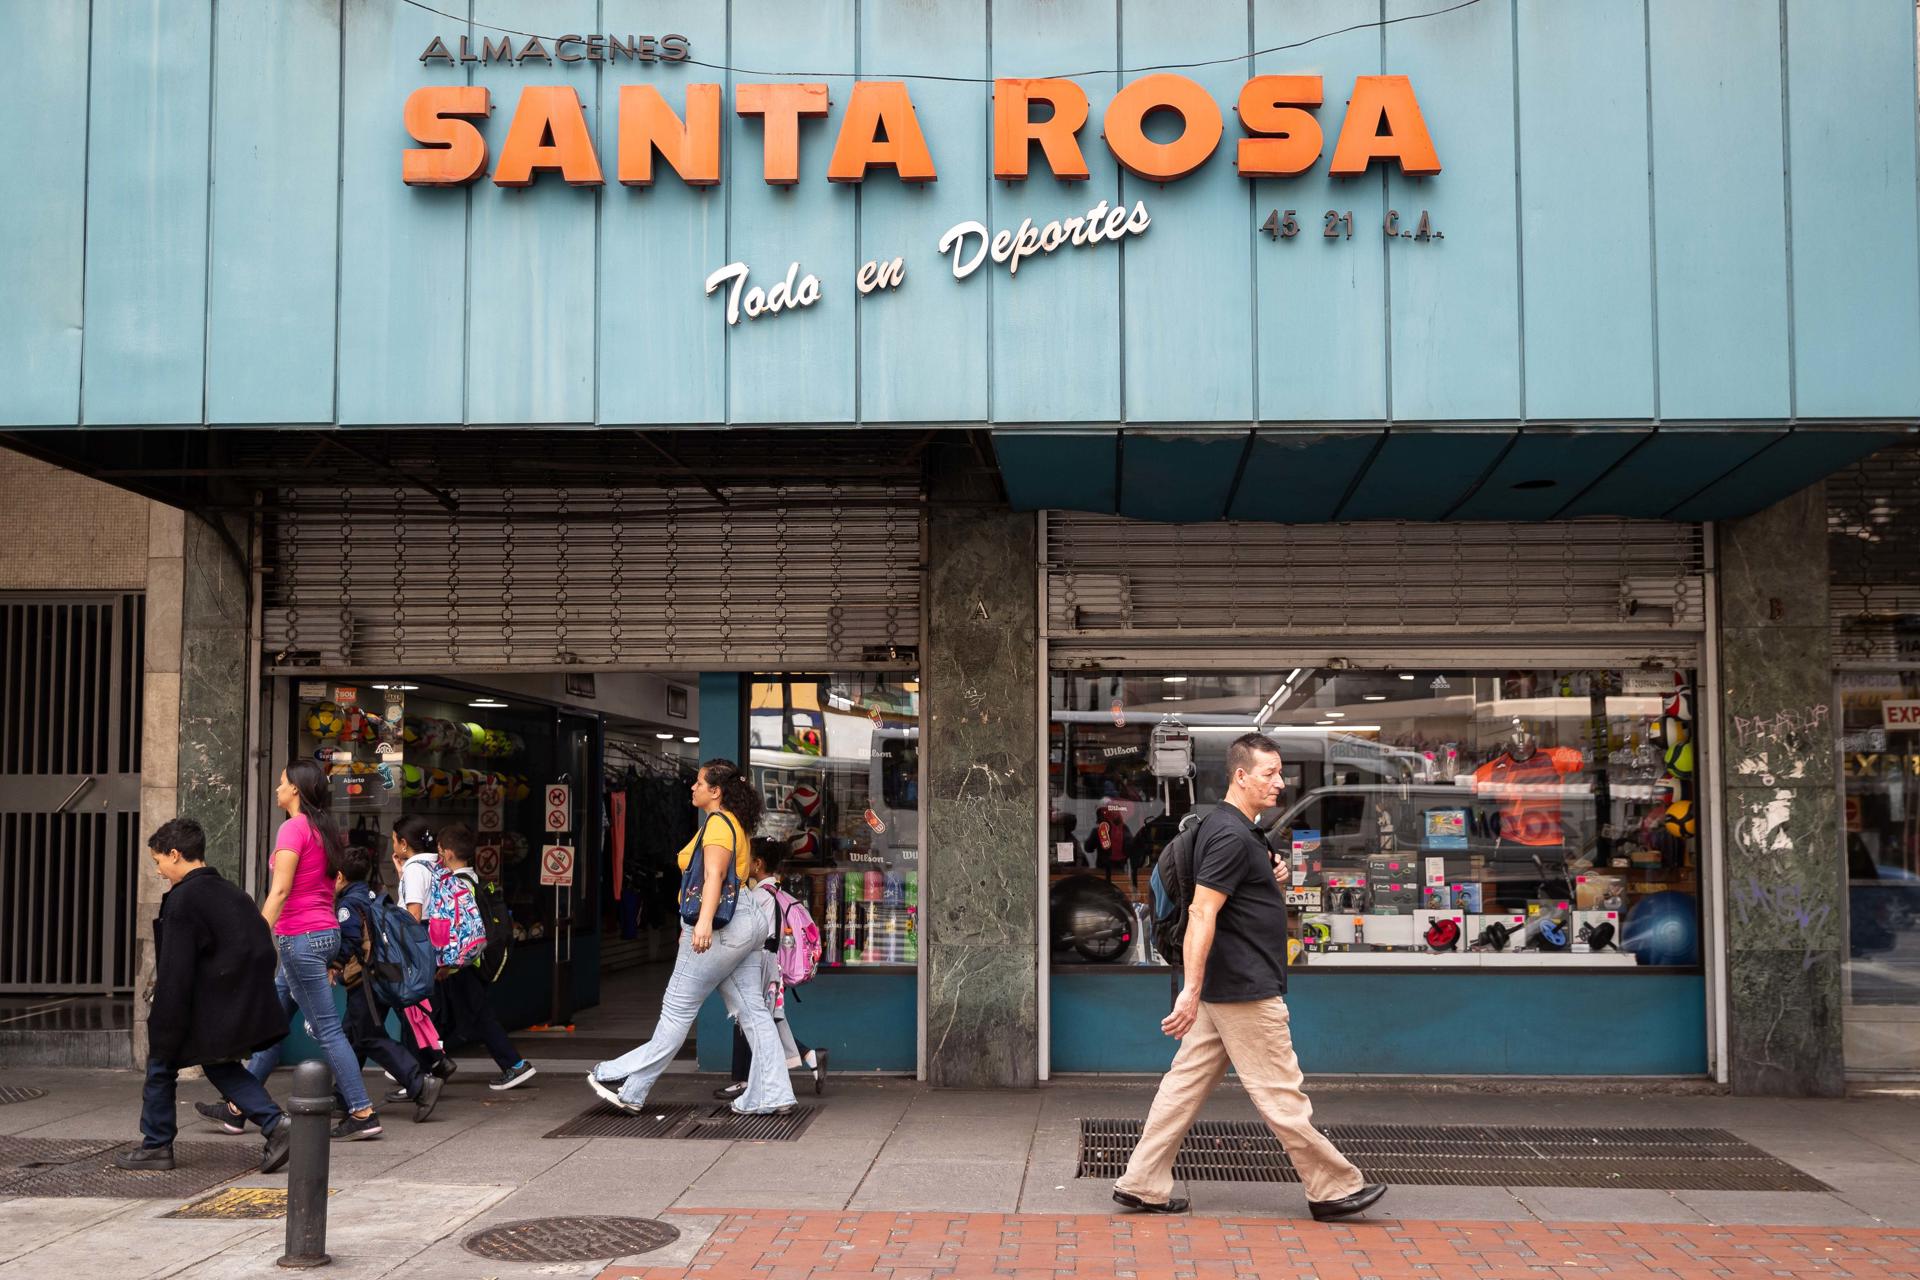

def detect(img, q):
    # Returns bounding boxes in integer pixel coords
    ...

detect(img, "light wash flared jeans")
[591,890,796,1113]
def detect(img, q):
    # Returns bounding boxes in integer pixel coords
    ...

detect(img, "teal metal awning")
[992,426,1914,523]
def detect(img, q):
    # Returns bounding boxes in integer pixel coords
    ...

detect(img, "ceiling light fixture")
[1363,694,1387,701]
[1399,673,1417,681]
[655,732,676,740]
[1162,675,1188,683]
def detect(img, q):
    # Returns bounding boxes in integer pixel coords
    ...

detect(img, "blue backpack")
[360,894,437,1009]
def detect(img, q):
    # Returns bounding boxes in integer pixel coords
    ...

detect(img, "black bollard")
[277,1058,333,1269]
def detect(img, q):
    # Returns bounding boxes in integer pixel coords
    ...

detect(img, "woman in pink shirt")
[240,758,381,1138]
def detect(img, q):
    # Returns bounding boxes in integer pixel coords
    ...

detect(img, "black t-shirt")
[1191,804,1289,1002]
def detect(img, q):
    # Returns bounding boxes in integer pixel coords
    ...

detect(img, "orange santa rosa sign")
[400,73,1440,187]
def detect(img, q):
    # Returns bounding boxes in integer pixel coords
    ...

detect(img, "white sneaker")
[586,1071,642,1114]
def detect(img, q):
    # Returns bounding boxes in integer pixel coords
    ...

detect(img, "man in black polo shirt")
[1113,732,1385,1221]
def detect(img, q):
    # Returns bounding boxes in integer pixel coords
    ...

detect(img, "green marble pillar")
[924,453,1039,1087]
[176,514,250,883]
[1716,484,1843,1096]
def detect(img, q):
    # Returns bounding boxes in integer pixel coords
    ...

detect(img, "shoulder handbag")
[677,812,741,928]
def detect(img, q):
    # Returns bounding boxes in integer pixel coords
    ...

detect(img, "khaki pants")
[1114,995,1364,1205]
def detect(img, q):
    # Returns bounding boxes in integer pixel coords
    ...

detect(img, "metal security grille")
[1046,517,1704,652]
[545,1101,821,1141]
[262,485,922,673]
[0,595,144,994]
[1076,1121,1830,1191]
[1828,443,1920,663]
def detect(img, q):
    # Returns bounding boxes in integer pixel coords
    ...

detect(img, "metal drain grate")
[166,1187,314,1220]
[1076,1121,1832,1191]
[0,1136,263,1199]
[463,1215,680,1262]
[546,1102,821,1142]
[0,1087,47,1105]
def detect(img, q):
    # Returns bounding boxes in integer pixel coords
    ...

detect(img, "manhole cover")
[0,1087,46,1105]
[1076,1121,1832,1192]
[462,1216,680,1263]
[546,1102,820,1142]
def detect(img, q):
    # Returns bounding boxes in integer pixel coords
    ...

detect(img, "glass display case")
[750,673,920,970]
[1048,668,1704,969]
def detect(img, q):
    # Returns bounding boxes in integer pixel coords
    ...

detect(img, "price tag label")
[544,784,571,833]
[540,844,575,887]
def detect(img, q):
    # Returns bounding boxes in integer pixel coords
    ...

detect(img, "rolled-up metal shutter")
[1045,514,1704,665]
[1828,444,1920,664]
[262,484,923,673]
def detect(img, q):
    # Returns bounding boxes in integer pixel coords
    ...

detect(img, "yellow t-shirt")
[677,810,751,880]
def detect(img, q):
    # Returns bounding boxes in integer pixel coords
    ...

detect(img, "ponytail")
[701,757,762,835]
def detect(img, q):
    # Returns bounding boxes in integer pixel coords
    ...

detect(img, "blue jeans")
[141,1057,281,1148]
[592,891,795,1113]
[245,928,373,1114]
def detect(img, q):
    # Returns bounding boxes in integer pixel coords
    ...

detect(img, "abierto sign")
[1884,700,1920,731]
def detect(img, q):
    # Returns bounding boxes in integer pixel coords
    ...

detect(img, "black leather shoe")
[1112,1189,1190,1214]
[113,1144,175,1171]
[1308,1183,1387,1221]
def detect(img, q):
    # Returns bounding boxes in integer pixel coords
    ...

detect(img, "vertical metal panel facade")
[3,0,1917,429]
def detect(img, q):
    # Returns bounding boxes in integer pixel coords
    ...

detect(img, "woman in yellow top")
[587,758,798,1116]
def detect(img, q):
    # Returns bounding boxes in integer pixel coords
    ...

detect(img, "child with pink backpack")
[715,839,825,1101]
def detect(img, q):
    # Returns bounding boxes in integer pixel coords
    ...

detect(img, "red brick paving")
[600,1212,1920,1280]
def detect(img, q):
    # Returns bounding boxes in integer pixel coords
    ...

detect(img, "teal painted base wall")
[696,971,916,1074]
[1050,971,1708,1076]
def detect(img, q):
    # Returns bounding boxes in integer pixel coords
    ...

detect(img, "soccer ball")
[306,702,344,739]
[789,784,823,820]
[508,774,531,802]
[1661,799,1697,841]
[401,764,425,798]
[426,768,454,800]
[400,718,421,747]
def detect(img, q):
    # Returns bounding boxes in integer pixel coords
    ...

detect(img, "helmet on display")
[426,767,453,800]
[419,718,445,752]
[1424,917,1462,952]
[306,702,344,739]
[1665,674,1692,722]
[400,718,421,747]
[455,768,484,797]
[400,764,425,798]
[482,730,508,758]
[506,732,526,756]
[789,785,823,820]
[508,774,531,802]
[1661,799,1697,841]
[463,722,488,752]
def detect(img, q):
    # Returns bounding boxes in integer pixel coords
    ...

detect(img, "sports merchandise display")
[1621,891,1700,966]
[306,701,345,739]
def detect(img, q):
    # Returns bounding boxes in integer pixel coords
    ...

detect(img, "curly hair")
[700,757,763,834]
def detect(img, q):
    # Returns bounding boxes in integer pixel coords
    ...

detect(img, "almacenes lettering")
[401,74,1437,188]
[419,33,690,65]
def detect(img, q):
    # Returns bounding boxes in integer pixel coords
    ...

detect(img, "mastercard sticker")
[864,808,887,835]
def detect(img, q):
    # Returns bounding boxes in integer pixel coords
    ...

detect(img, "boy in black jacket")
[333,845,442,1124]
[117,818,292,1174]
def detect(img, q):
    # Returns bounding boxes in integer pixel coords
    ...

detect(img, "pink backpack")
[764,884,821,987]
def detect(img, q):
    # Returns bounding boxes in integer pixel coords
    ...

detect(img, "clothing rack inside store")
[604,735,691,779]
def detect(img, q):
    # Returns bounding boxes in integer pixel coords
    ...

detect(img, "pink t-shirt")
[272,814,338,937]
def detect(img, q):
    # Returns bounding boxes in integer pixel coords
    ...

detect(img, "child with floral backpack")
[424,823,536,1091]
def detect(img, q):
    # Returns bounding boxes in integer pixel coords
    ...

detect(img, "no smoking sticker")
[540,843,575,887]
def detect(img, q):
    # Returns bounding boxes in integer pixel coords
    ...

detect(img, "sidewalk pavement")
[3,1053,1919,1279]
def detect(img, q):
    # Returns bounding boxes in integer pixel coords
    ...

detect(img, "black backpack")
[471,873,514,983]
[1147,814,1205,966]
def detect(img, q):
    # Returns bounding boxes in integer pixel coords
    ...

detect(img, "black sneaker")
[810,1048,828,1096]
[194,1100,246,1134]
[489,1061,537,1091]
[413,1074,444,1123]
[384,1086,412,1104]
[113,1144,175,1171]
[712,1081,747,1101]
[260,1120,291,1174]
[431,1057,459,1082]
[329,1111,383,1141]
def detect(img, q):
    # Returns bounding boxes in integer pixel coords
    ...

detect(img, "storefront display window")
[1839,672,1920,1010]
[290,679,576,944]
[751,674,920,970]
[1048,669,1704,970]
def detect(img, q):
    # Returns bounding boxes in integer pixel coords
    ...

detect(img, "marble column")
[1716,484,1843,1097]
[134,505,185,1065]
[924,453,1039,1088]
[177,513,251,884]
